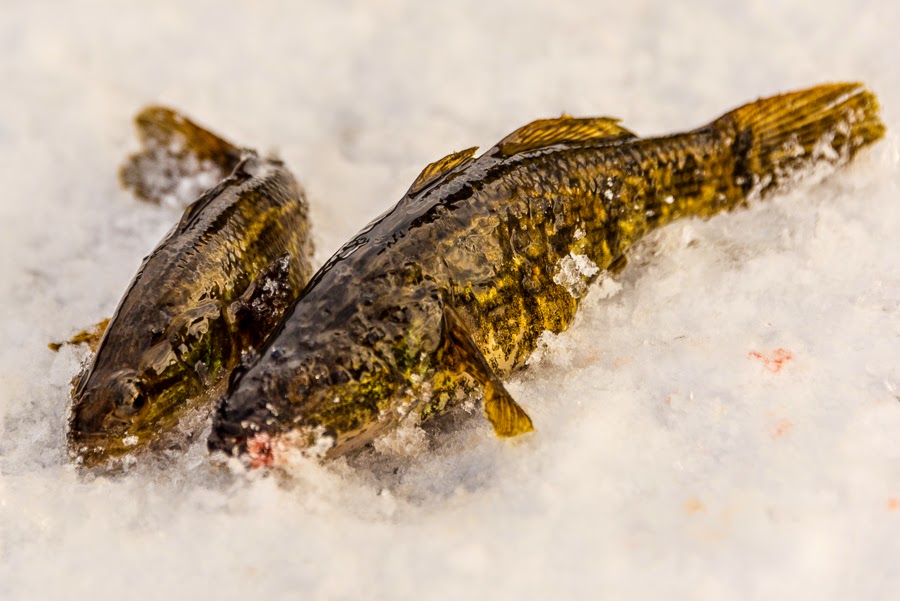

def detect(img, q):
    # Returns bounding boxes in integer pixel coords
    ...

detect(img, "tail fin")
[718,83,885,198]
[120,106,246,207]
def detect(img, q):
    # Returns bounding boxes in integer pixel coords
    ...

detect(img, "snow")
[134,144,223,208]
[373,413,429,458]
[553,251,601,297]
[1,1,899,600]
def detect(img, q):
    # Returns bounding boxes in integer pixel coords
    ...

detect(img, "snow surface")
[1,1,899,600]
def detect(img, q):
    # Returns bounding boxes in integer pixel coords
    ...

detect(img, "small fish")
[209,83,884,467]
[67,107,315,467]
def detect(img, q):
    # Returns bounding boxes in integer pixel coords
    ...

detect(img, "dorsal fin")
[495,116,637,156]
[175,154,255,233]
[407,146,479,195]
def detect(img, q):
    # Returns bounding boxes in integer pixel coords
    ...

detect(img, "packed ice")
[1,2,899,600]
[553,251,601,297]
[373,412,429,457]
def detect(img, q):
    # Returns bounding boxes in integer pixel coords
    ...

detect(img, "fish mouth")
[68,373,134,442]
[209,417,343,469]
[67,410,123,463]
[208,430,278,470]
[207,382,274,463]
[206,422,250,460]
[228,433,278,469]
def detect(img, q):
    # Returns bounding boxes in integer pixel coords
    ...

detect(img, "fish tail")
[719,82,885,198]
[120,106,246,206]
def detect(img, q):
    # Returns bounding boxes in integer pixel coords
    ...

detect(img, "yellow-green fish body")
[68,108,315,468]
[209,83,884,466]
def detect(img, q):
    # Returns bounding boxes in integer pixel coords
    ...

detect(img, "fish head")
[68,365,156,466]
[209,270,446,467]
[68,301,229,467]
[209,332,424,467]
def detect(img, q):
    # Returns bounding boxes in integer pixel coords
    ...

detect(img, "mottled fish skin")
[69,122,315,467]
[210,83,884,466]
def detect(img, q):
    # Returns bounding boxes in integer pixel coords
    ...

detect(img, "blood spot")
[749,348,793,373]
[772,418,794,438]
[246,432,275,468]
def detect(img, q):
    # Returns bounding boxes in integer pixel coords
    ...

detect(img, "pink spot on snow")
[748,348,793,373]
[772,418,794,438]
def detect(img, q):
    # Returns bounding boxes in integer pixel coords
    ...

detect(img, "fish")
[67,107,315,468]
[208,82,884,468]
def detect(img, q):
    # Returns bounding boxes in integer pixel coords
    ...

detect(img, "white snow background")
[1,1,899,599]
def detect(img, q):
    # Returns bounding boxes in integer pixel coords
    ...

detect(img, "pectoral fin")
[227,253,295,350]
[442,305,534,437]
[49,318,111,353]
[483,379,535,437]
[607,254,628,275]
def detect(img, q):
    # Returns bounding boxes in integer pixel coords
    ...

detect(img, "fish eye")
[110,371,148,417]
[331,369,351,385]
[294,373,311,397]
[116,390,146,416]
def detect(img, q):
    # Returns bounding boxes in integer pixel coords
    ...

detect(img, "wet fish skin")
[209,83,884,465]
[68,110,315,468]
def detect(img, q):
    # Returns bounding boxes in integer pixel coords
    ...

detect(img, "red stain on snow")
[772,418,794,438]
[749,348,793,373]
[888,498,899,511]
[684,498,705,514]
[246,432,275,468]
